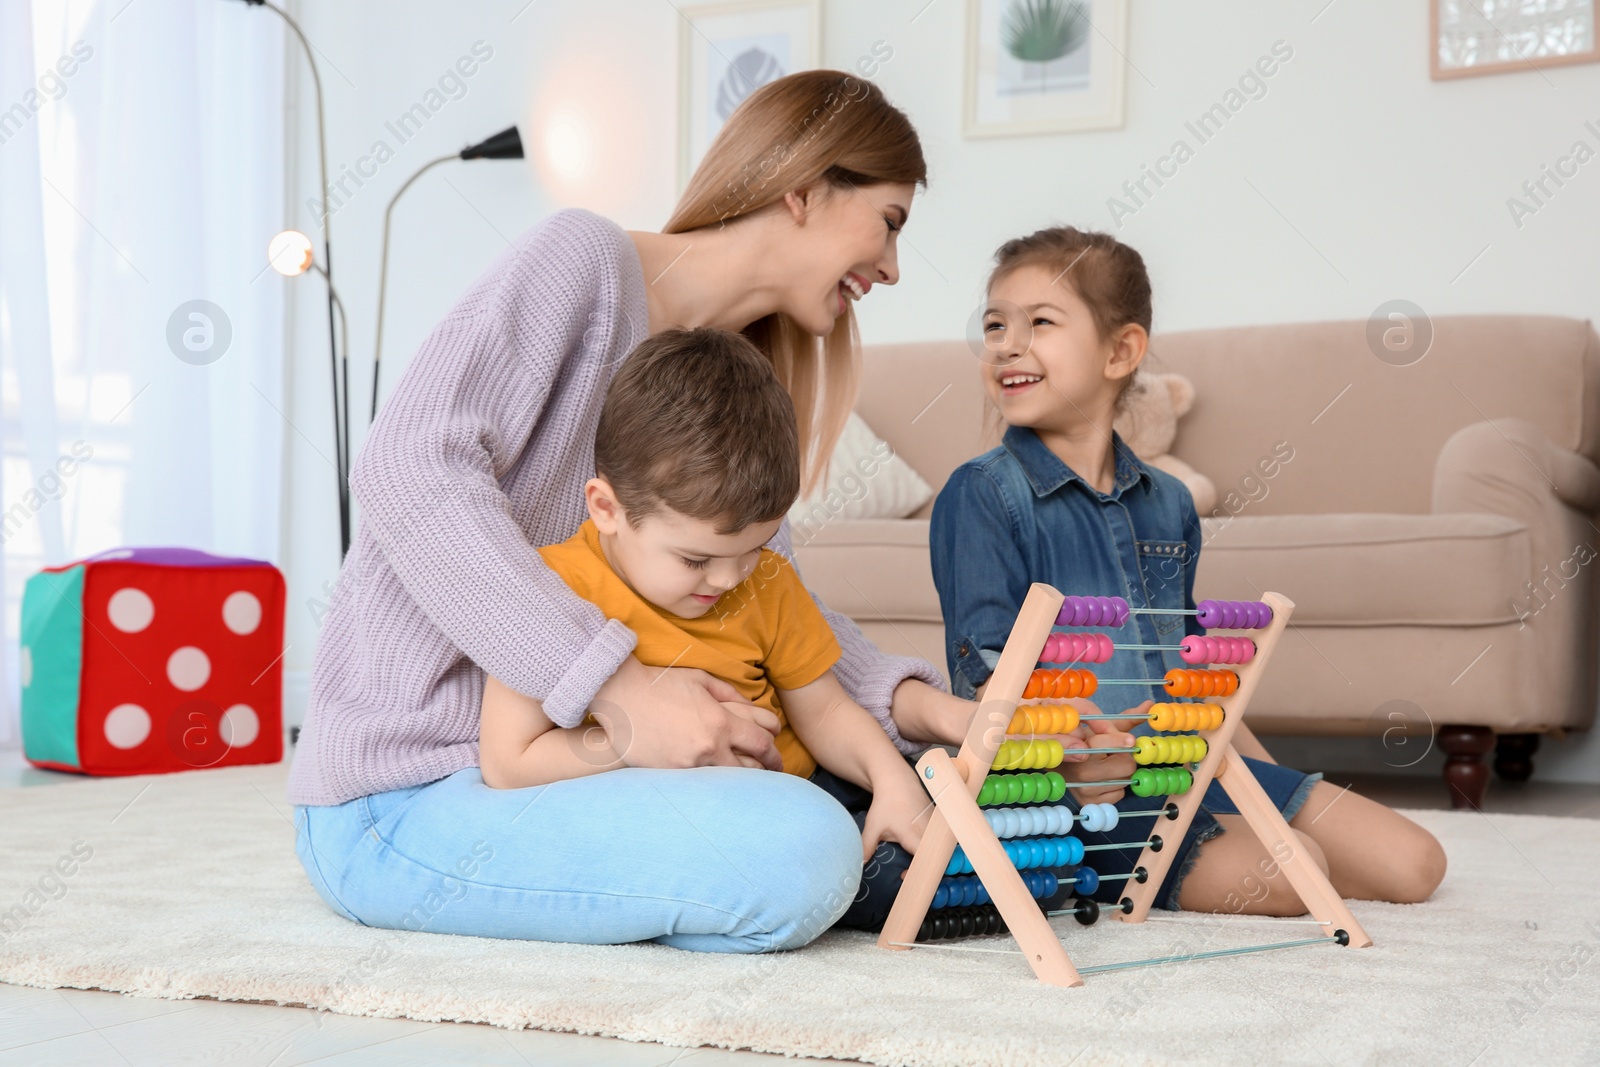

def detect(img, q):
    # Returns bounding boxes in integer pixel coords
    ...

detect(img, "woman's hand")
[590,657,782,771]
[1056,699,1151,806]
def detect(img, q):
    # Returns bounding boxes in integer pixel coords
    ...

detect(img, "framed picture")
[964,0,1128,138]
[1431,0,1599,80]
[678,0,822,191]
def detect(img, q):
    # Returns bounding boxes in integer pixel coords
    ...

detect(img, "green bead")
[1047,773,1067,802]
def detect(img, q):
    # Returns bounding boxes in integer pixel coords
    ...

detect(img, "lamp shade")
[460,126,523,161]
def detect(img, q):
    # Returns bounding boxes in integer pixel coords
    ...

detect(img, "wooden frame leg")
[1211,749,1372,947]
[913,749,1083,986]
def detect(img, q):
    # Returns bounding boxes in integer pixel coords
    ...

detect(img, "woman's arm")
[350,211,777,769]
[350,214,638,725]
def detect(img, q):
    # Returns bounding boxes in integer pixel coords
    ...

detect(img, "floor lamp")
[371,126,525,424]
[238,0,349,560]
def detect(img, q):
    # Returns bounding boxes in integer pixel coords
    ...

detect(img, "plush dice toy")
[19,546,286,775]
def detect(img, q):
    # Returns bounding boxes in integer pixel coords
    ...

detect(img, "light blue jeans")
[292,765,863,953]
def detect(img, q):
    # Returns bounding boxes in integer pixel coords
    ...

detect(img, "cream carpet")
[2,762,1598,1067]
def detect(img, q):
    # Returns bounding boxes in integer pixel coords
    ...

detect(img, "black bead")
[1073,896,1100,926]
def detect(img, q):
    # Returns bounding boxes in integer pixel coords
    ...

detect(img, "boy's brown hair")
[595,326,801,534]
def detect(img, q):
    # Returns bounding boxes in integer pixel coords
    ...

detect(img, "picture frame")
[678,0,822,192]
[964,0,1128,138]
[1430,0,1599,80]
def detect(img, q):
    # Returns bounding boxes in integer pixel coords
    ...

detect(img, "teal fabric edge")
[20,566,85,769]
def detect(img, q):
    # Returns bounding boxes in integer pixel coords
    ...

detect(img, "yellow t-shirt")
[538,520,841,777]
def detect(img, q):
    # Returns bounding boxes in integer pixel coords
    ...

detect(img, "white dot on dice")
[222,591,262,635]
[167,646,211,691]
[104,703,151,749]
[221,704,260,748]
[107,588,155,633]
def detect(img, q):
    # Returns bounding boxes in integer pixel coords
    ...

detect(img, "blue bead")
[1077,867,1099,894]
[933,886,949,909]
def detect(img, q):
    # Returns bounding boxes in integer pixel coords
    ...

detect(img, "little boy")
[478,326,929,877]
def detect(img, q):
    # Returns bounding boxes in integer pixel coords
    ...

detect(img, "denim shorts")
[1056,755,1323,912]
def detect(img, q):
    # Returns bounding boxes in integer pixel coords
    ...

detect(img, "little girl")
[930,227,1446,915]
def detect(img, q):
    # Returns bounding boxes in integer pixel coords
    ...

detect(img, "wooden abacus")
[877,584,1372,986]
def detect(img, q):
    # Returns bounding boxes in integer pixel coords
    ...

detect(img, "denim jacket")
[930,425,1204,718]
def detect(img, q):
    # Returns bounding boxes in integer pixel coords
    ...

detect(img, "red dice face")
[75,560,285,774]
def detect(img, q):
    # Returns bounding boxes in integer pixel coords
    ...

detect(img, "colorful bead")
[1070,866,1100,894]
[978,772,1068,808]
[1039,632,1116,665]
[916,904,1007,941]
[1024,668,1099,699]
[983,803,1080,838]
[991,738,1065,771]
[1133,734,1208,766]
[1147,702,1225,731]
[1055,595,1131,628]
[1129,766,1194,797]
[1195,599,1273,630]
[1008,704,1081,735]
[1178,635,1257,665]
[1162,669,1240,698]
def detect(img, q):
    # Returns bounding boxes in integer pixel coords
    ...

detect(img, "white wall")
[277,0,1600,780]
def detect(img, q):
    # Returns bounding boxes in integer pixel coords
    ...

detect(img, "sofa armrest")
[1433,418,1600,519]
[1433,417,1600,727]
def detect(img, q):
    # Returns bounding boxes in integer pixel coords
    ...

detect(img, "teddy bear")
[1113,372,1218,515]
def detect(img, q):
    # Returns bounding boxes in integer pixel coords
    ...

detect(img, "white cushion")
[788,412,933,535]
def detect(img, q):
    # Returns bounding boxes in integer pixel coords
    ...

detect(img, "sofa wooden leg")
[1438,725,1494,809]
[1493,733,1540,783]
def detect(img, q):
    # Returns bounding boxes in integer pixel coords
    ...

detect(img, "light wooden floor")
[3,742,1596,1066]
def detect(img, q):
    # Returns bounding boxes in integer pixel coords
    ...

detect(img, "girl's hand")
[1056,700,1150,806]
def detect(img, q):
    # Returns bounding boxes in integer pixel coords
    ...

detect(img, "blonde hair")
[664,70,927,496]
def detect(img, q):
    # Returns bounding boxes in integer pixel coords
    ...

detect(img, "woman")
[287,70,975,952]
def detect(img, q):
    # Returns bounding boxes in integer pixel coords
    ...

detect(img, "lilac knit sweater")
[286,208,946,807]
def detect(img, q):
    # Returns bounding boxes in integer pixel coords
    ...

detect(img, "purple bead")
[1112,598,1130,627]
[1195,600,1217,628]
[1060,596,1084,626]
[1253,602,1272,628]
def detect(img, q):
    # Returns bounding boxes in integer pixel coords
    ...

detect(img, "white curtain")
[0,0,286,747]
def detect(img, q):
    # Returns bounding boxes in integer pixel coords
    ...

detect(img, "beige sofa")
[794,315,1600,808]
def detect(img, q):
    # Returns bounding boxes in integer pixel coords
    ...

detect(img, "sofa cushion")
[1197,513,1530,626]
[792,519,940,623]
[788,412,933,530]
